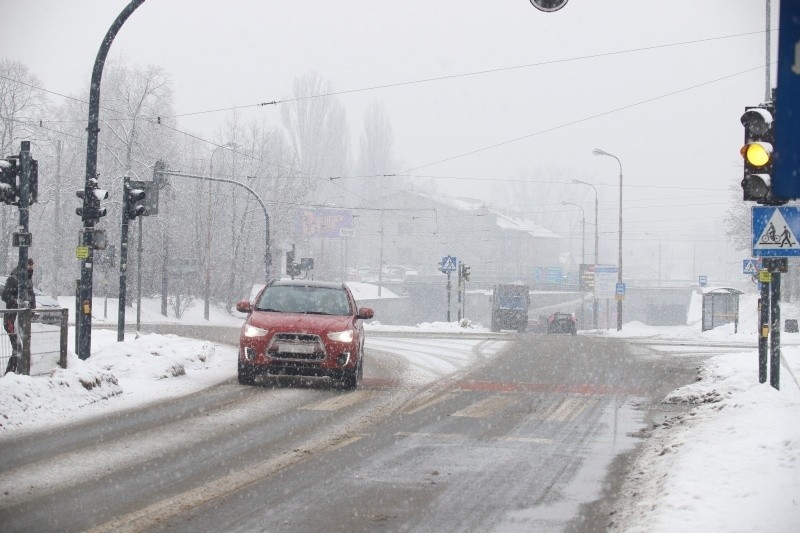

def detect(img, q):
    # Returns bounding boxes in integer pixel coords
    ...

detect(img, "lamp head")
[592,148,609,157]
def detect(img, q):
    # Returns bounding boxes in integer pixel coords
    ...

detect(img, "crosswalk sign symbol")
[742,259,759,275]
[439,255,457,273]
[752,206,800,256]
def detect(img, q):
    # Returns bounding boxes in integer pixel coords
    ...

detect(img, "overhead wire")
[160,29,774,119]
[399,64,767,173]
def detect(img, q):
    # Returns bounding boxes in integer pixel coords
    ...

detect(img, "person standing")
[3,258,36,374]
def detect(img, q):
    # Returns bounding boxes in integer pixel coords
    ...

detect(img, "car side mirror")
[236,300,253,313]
[357,307,374,320]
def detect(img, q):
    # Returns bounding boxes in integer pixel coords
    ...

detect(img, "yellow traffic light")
[741,141,773,167]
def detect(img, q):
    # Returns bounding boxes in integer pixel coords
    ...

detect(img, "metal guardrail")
[1,308,68,376]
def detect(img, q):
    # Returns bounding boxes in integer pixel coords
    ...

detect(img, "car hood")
[248,311,354,333]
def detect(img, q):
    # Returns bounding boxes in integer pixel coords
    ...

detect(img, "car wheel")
[357,348,364,380]
[238,360,256,386]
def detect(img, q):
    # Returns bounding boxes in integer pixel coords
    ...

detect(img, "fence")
[1,308,68,376]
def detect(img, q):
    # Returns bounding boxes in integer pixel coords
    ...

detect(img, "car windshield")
[256,285,352,316]
[498,296,527,310]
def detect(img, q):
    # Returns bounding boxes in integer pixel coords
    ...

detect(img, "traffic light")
[286,249,295,275]
[0,157,19,205]
[741,103,785,205]
[76,178,109,220]
[461,264,471,282]
[123,179,146,219]
[29,159,38,205]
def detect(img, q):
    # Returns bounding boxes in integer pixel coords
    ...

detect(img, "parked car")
[0,276,63,325]
[547,312,577,335]
[235,279,374,389]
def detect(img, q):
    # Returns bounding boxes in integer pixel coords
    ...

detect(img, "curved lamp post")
[561,201,585,265]
[563,201,587,329]
[78,0,146,360]
[592,148,623,331]
[572,179,599,329]
[644,232,662,287]
[206,143,235,320]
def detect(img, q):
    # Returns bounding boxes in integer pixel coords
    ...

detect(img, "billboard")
[297,208,353,238]
[593,264,618,299]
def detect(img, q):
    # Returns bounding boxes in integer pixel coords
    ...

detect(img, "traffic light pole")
[78,0,145,360]
[457,262,462,322]
[117,177,132,342]
[446,271,452,322]
[759,278,769,384]
[17,142,33,375]
[155,170,272,281]
[770,272,781,390]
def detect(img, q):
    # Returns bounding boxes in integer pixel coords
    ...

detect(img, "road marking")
[535,396,595,422]
[451,394,521,418]
[88,433,367,533]
[452,380,647,396]
[402,392,459,414]
[302,390,375,411]
[395,431,552,445]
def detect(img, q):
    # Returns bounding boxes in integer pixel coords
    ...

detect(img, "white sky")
[0,0,780,271]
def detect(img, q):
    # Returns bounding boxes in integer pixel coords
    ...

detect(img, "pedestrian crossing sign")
[752,206,800,257]
[439,255,457,273]
[742,259,759,275]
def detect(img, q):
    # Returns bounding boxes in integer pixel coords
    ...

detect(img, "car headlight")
[243,325,269,338]
[327,329,354,343]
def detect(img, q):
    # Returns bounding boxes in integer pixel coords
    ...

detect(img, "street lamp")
[561,202,585,265]
[205,142,235,320]
[572,179,599,329]
[592,148,623,331]
[562,201,586,329]
[644,232,662,287]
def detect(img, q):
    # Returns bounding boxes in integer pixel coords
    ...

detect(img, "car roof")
[268,279,346,290]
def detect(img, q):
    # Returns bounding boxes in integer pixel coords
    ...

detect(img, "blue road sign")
[773,0,800,198]
[742,259,759,275]
[546,267,563,284]
[615,282,625,295]
[439,255,457,272]
[699,275,707,286]
[752,206,800,256]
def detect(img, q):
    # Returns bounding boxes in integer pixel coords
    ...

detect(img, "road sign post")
[438,255,457,322]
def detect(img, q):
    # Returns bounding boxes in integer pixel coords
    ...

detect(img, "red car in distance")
[235,280,374,389]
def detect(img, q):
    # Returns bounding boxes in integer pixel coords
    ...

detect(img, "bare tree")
[355,101,400,203]
[0,60,47,272]
[280,72,352,279]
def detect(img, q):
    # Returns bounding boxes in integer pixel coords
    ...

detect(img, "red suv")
[235,280,374,389]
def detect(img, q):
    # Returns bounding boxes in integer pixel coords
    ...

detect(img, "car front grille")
[266,333,326,360]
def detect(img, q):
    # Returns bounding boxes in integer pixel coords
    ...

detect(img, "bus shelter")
[701,287,743,332]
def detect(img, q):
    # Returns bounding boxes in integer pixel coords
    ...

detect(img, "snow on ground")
[603,289,800,532]
[0,286,799,531]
